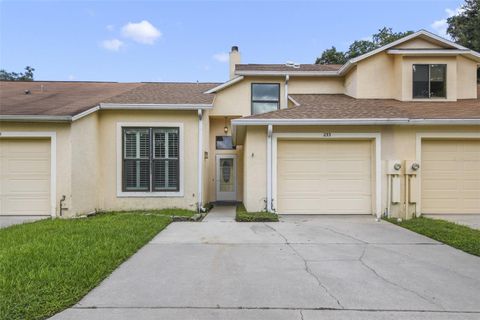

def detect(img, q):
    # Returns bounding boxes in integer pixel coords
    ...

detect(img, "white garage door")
[277,140,372,214]
[0,139,51,216]
[421,140,480,214]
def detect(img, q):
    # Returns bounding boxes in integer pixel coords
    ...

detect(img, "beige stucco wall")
[0,122,72,216]
[344,67,357,97]
[97,110,200,212]
[394,38,445,49]
[241,125,480,218]
[457,55,478,99]
[70,112,100,214]
[356,52,397,99]
[243,126,267,212]
[288,77,344,94]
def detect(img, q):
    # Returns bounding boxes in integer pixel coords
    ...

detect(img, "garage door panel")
[327,179,370,193]
[280,159,326,172]
[277,140,372,215]
[326,159,370,173]
[4,197,50,215]
[421,140,480,214]
[0,139,51,216]
[280,179,326,193]
[6,159,50,174]
[8,178,50,193]
[279,198,370,214]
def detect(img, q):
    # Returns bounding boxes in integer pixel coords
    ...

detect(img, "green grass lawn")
[0,209,194,320]
[235,203,279,222]
[386,217,480,257]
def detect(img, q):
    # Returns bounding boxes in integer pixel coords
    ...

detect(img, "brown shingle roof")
[244,88,480,120]
[103,82,219,105]
[0,81,219,116]
[0,81,140,116]
[235,64,342,73]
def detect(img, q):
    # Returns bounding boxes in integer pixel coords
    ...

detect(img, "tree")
[372,27,414,47]
[0,66,35,81]
[446,0,480,81]
[315,27,414,64]
[345,40,377,59]
[315,46,347,64]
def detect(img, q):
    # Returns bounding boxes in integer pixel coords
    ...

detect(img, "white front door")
[216,155,237,201]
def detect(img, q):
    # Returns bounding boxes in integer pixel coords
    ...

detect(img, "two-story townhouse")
[1,30,479,220]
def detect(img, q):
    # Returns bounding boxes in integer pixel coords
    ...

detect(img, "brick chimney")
[229,46,241,79]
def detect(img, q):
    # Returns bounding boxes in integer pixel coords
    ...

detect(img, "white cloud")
[431,19,449,36]
[121,20,161,45]
[213,52,229,63]
[68,75,75,80]
[431,6,464,37]
[101,39,124,51]
[106,24,115,31]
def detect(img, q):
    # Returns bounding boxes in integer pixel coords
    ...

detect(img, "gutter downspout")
[284,75,289,108]
[197,109,204,212]
[266,125,273,212]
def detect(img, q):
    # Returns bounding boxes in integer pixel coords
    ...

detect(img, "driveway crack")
[264,223,345,309]
[321,226,368,244]
[359,246,445,310]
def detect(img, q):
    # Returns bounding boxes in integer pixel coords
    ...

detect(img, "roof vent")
[24,90,31,95]
[285,61,300,69]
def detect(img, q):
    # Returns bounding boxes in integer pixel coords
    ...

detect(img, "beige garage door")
[277,140,372,214]
[0,139,51,216]
[421,140,480,214]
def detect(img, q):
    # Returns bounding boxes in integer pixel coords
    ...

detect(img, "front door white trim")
[216,154,237,201]
[415,132,480,217]
[272,132,381,217]
[0,131,57,217]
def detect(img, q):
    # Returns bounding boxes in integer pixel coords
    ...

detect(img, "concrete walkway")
[202,205,236,222]
[52,212,480,320]
[424,214,480,230]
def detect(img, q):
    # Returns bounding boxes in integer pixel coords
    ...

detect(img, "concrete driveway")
[52,213,480,320]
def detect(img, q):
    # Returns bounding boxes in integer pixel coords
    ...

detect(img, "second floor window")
[413,64,446,99]
[251,83,280,114]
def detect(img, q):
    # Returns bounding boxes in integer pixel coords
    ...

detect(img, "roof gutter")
[235,70,340,77]
[231,118,480,126]
[1,103,214,123]
[99,103,213,110]
[0,115,72,122]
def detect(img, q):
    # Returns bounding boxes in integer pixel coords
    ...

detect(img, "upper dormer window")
[413,64,446,99]
[251,83,280,115]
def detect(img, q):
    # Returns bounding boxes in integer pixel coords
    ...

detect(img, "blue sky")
[0,0,465,83]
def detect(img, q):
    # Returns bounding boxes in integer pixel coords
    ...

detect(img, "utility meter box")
[405,160,420,175]
[387,160,403,175]
[391,175,401,203]
[409,176,419,203]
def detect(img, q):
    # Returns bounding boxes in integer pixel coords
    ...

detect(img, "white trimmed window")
[122,127,179,192]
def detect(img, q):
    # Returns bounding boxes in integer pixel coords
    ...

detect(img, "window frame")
[116,122,184,198]
[251,83,281,115]
[412,64,447,99]
[152,128,180,192]
[122,127,151,192]
[216,136,236,150]
[122,127,180,193]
